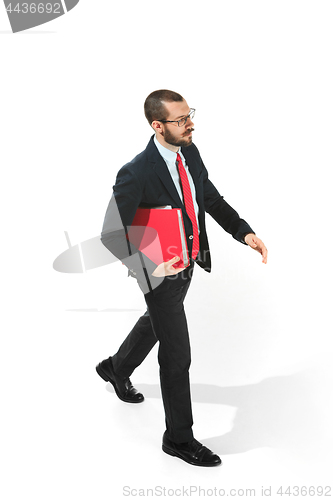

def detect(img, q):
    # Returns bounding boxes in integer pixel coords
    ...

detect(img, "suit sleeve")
[100,165,163,293]
[199,154,255,244]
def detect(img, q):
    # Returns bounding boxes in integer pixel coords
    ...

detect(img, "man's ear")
[151,120,164,136]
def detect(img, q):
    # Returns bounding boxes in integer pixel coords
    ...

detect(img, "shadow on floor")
[105,370,330,456]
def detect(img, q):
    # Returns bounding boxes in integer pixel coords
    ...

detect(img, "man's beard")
[163,127,194,148]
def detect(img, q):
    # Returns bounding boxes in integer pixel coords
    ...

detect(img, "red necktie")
[176,153,200,260]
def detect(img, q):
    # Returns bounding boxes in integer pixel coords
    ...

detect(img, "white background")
[1,1,332,499]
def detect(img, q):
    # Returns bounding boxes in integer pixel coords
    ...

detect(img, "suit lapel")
[146,136,184,207]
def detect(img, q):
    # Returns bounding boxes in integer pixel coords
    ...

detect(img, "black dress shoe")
[162,431,222,467]
[96,357,144,403]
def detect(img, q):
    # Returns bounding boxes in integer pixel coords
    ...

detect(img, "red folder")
[127,207,190,269]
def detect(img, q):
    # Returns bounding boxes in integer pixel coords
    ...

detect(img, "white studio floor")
[3,255,332,500]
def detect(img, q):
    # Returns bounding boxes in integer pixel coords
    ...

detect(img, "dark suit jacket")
[101,135,254,293]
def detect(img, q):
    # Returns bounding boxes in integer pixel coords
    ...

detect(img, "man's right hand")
[152,256,185,277]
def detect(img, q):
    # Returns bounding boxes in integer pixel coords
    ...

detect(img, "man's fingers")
[262,246,268,264]
[246,235,268,264]
[168,256,180,270]
[168,256,180,263]
[152,256,185,277]
[166,256,185,275]
[253,238,268,263]
[257,241,268,263]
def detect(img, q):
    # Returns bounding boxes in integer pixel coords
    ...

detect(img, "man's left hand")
[244,233,268,264]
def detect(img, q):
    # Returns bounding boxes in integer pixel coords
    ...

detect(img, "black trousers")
[111,263,195,443]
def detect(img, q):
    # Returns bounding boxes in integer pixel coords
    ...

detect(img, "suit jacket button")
[189,235,193,240]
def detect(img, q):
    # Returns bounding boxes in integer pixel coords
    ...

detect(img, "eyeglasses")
[158,108,195,127]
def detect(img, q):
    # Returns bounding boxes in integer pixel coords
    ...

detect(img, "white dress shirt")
[154,135,200,230]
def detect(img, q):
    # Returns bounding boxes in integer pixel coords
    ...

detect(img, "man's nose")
[186,117,194,128]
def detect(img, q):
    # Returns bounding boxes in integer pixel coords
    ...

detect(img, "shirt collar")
[154,135,182,164]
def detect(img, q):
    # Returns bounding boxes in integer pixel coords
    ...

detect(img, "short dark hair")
[144,89,184,125]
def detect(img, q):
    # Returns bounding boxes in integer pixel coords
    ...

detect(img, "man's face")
[161,100,195,148]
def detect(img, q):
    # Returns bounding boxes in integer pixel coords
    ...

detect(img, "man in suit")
[97,90,268,467]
